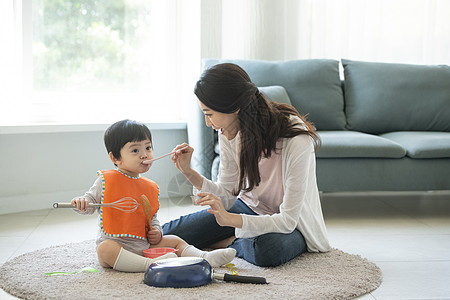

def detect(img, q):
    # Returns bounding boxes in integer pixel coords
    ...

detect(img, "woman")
[164,63,330,267]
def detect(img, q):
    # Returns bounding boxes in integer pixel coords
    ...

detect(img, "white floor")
[1,192,449,299]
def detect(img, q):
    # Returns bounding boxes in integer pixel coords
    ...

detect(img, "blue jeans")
[162,199,307,267]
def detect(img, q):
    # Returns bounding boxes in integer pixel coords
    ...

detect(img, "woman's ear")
[109,152,120,165]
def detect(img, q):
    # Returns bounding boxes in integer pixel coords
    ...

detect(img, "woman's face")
[198,101,239,140]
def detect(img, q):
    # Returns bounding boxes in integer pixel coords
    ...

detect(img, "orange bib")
[98,170,160,240]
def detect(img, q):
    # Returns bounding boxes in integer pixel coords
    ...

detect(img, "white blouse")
[199,117,331,252]
[240,139,284,216]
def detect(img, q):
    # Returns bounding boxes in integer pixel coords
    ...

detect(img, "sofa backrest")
[342,59,450,134]
[203,59,346,130]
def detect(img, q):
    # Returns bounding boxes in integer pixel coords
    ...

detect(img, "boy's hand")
[71,197,89,212]
[147,228,162,245]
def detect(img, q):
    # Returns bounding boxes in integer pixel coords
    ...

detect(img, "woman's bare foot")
[208,236,236,249]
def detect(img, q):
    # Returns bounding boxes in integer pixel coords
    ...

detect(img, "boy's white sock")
[113,247,177,272]
[181,245,236,267]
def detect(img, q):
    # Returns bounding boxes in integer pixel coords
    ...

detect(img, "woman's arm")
[199,133,242,209]
[172,136,240,209]
[171,143,204,190]
[181,168,204,191]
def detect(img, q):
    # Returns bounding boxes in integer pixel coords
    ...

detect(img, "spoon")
[45,267,99,276]
[143,146,188,164]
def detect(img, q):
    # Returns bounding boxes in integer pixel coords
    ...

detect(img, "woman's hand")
[197,192,243,228]
[71,197,90,212]
[171,143,204,191]
[171,143,193,174]
[147,227,162,245]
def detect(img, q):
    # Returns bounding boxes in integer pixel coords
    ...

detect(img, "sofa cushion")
[203,59,346,130]
[342,59,450,134]
[380,132,450,159]
[317,131,406,158]
[259,85,292,105]
[316,157,450,192]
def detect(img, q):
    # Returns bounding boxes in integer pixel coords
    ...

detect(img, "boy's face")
[110,139,153,177]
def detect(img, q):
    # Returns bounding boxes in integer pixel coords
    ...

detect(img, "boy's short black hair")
[104,119,152,159]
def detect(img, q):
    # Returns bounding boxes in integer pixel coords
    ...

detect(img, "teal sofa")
[188,59,450,192]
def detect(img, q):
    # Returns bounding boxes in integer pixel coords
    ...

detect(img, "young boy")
[71,119,236,272]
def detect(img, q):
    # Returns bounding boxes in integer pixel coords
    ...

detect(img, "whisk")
[53,197,139,213]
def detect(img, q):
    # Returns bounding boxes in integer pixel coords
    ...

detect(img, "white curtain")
[201,0,450,65]
[0,1,22,125]
[1,0,449,126]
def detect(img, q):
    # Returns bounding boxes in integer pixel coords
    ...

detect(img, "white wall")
[0,124,191,215]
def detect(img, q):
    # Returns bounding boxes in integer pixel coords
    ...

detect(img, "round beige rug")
[0,240,381,300]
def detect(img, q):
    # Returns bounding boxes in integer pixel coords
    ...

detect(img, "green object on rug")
[45,266,99,276]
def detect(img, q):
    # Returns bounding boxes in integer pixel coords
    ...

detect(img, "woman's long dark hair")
[194,63,320,195]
